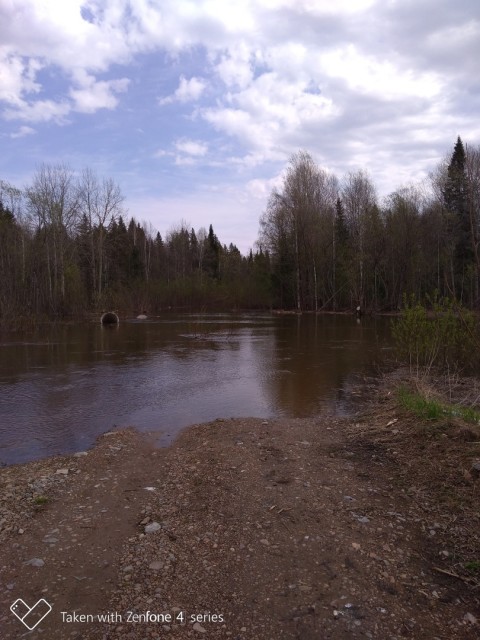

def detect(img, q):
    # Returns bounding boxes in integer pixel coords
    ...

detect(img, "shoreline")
[1,377,479,638]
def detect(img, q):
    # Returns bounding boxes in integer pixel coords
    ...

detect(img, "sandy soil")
[1,391,479,639]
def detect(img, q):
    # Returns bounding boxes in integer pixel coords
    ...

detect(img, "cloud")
[69,74,130,113]
[246,173,285,199]
[0,0,140,121]
[153,148,170,159]
[159,75,207,105]
[0,53,42,106]
[153,139,209,165]
[173,138,209,165]
[0,0,478,243]
[9,125,35,138]
[203,69,337,167]
[4,98,71,123]
[318,45,442,101]
[214,43,254,89]
[175,139,208,156]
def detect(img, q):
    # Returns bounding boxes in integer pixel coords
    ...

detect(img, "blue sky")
[1,0,479,253]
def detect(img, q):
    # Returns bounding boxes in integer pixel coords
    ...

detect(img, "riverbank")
[1,376,479,639]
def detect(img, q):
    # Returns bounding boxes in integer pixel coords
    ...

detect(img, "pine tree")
[205,224,221,279]
[444,137,467,220]
[443,136,473,298]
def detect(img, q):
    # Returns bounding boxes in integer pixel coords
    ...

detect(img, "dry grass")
[347,369,480,588]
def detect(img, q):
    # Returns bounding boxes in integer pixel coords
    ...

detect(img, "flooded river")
[0,313,393,465]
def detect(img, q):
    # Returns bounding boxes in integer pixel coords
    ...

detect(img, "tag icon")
[10,598,52,630]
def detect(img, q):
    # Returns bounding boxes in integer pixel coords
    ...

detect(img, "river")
[0,313,393,465]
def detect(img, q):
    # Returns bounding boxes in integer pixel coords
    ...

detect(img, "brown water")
[0,313,393,465]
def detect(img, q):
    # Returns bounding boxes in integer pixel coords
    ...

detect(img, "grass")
[397,386,480,425]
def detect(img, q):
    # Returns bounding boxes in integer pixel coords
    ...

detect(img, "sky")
[1,0,479,253]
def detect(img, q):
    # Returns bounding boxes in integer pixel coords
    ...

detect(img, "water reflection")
[261,315,386,416]
[0,314,391,464]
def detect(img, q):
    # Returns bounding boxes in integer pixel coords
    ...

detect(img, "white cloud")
[0,0,138,121]
[246,173,285,198]
[214,43,254,89]
[173,138,209,165]
[319,44,442,100]
[4,98,71,123]
[175,139,208,156]
[0,52,42,105]
[1,0,478,235]
[153,148,170,158]
[69,74,130,113]
[203,70,337,166]
[10,125,35,138]
[159,75,207,105]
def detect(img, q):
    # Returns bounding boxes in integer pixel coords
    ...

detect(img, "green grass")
[465,561,480,573]
[397,386,480,424]
[397,386,444,420]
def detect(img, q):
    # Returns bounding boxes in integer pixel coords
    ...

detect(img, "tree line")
[259,138,480,312]
[0,164,271,326]
[0,137,479,326]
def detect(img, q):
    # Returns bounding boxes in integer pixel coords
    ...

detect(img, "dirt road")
[1,410,479,639]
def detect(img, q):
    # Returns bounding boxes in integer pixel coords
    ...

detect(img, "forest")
[0,137,479,326]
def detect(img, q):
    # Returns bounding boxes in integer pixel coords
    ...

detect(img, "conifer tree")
[443,136,473,299]
[205,224,221,279]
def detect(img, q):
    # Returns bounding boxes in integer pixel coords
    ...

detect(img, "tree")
[205,224,221,280]
[383,187,422,308]
[260,151,338,311]
[196,227,208,283]
[259,189,296,309]
[443,136,472,300]
[332,197,350,309]
[341,170,377,308]
[166,221,191,281]
[0,191,23,320]
[77,168,124,303]
[25,164,79,314]
[465,144,480,306]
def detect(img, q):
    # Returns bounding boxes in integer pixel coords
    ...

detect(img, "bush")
[391,294,478,376]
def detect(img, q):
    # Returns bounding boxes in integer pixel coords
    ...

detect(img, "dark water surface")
[0,314,392,465]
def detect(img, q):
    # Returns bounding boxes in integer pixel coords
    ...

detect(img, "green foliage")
[443,136,467,219]
[397,386,445,420]
[3,138,480,321]
[465,561,480,573]
[391,294,478,375]
[397,386,480,424]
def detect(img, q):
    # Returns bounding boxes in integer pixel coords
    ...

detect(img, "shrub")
[391,294,478,376]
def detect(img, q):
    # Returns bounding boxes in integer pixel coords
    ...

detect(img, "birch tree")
[341,170,377,308]
[77,168,124,301]
[25,164,79,313]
